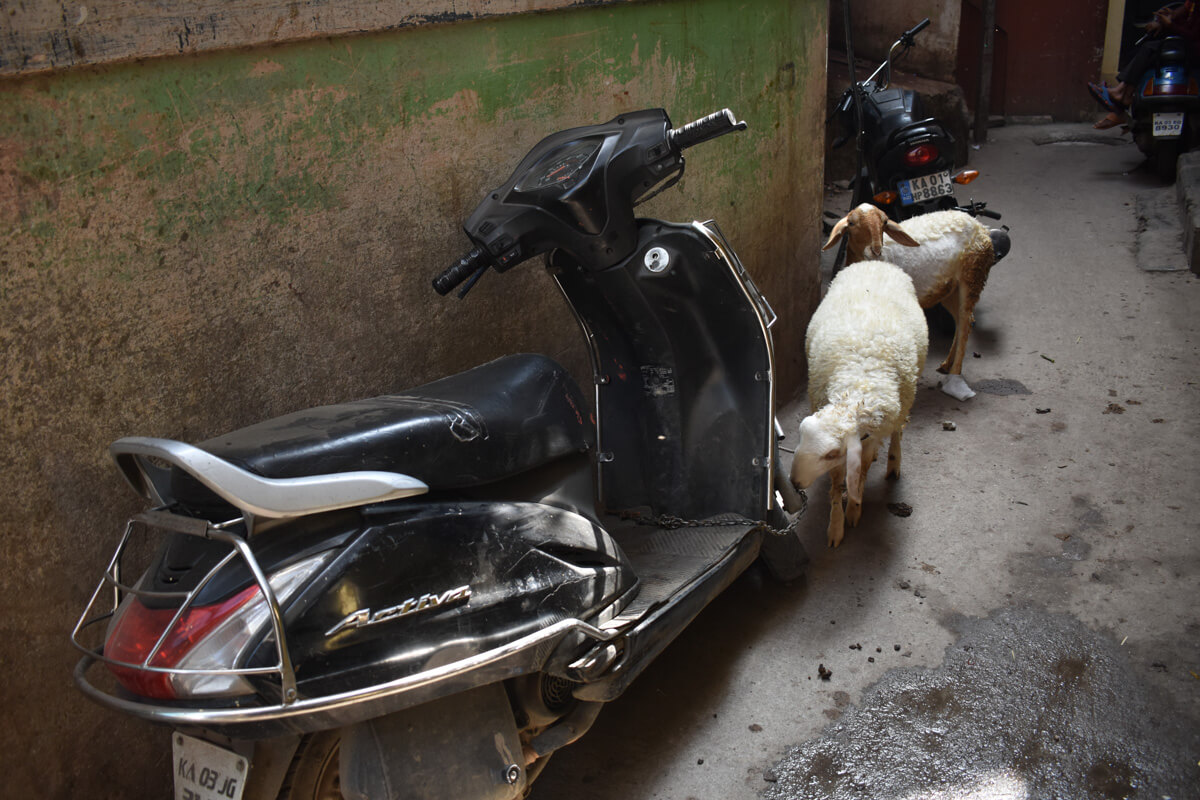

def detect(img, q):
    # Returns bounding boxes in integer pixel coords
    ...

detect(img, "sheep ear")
[884,220,920,248]
[845,435,864,504]
[822,218,849,250]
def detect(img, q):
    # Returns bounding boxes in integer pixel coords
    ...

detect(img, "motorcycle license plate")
[173,732,248,800]
[1153,112,1184,138]
[899,170,953,205]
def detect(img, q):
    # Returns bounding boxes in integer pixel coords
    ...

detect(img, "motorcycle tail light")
[873,190,899,205]
[954,170,979,185]
[104,554,328,700]
[903,143,939,167]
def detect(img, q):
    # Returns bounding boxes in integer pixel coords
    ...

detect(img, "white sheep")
[823,204,996,401]
[791,260,928,548]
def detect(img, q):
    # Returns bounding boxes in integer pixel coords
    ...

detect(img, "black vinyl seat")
[171,354,592,513]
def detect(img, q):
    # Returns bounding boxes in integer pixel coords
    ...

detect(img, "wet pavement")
[530,123,1200,800]
[763,606,1196,799]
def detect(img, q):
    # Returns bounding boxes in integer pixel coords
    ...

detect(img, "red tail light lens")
[105,585,259,699]
[903,144,939,167]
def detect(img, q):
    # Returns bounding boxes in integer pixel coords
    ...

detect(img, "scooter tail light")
[873,190,899,205]
[1155,81,1199,96]
[953,170,980,185]
[902,143,939,167]
[1154,66,1193,94]
[104,553,329,700]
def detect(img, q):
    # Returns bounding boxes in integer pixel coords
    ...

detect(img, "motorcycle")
[826,13,1010,328]
[71,107,809,800]
[830,19,991,219]
[1128,32,1200,181]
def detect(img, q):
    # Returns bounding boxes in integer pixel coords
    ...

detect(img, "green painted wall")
[0,1,826,796]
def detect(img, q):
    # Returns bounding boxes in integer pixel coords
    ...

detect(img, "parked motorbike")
[71,107,808,800]
[830,19,996,221]
[1128,33,1200,181]
[827,16,1009,291]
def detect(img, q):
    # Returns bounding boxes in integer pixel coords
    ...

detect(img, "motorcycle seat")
[885,117,950,150]
[172,354,593,511]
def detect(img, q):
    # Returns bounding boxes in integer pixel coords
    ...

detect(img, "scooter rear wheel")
[276,730,341,800]
[1154,141,1182,183]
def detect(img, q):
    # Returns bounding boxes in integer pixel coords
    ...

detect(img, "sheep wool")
[792,260,928,548]
[878,210,993,308]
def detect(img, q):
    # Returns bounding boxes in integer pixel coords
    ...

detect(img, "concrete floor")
[530,124,1200,798]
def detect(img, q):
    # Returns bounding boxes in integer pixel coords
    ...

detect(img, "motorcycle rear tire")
[276,730,341,800]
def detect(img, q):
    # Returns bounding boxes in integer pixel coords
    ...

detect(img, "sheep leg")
[827,464,846,548]
[939,257,988,377]
[846,439,878,528]
[936,294,962,375]
[937,284,978,401]
[886,429,902,479]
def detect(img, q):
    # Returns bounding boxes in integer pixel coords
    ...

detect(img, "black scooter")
[1128,33,1200,181]
[71,108,808,800]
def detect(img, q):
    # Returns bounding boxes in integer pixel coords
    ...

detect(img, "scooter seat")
[172,354,592,511]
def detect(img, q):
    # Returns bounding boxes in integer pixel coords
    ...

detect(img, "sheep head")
[790,415,848,488]
[822,203,920,263]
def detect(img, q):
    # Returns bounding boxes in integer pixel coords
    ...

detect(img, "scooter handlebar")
[433,246,490,296]
[669,109,748,151]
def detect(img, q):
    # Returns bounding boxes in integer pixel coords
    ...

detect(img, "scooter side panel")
[550,220,773,522]
[263,500,635,699]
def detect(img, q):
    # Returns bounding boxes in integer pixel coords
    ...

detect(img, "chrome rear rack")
[70,510,301,704]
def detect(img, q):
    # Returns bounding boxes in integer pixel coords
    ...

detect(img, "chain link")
[612,490,807,537]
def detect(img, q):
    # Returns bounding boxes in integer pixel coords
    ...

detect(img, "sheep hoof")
[827,525,844,548]
[940,374,976,401]
[846,502,862,527]
[886,466,900,480]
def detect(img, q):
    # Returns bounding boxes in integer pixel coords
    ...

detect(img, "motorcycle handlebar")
[904,18,931,41]
[433,246,490,296]
[669,109,748,151]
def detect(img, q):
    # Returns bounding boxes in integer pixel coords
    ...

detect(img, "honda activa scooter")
[72,108,808,800]
[1129,33,1200,181]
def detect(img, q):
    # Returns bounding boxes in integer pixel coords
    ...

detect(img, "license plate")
[1153,112,1184,138]
[173,733,248,800]
[899,170,954,205]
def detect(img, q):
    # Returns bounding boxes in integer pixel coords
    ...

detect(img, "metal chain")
[613,490,807,537]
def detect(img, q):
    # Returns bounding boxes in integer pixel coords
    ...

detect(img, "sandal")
[1093,111,1127,130]
[1088,82,1124,113]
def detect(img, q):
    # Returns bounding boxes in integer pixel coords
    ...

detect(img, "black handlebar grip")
[906,18,931,39]
[668,109,748,151]
[433,247,489,296]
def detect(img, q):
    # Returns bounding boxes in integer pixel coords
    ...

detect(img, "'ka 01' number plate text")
[899,170,954,205]
[1153,112,1184,138]
[173,732,247,800]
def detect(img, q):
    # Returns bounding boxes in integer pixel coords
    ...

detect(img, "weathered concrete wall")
[0,1,827,797]
[830,0,961,83]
